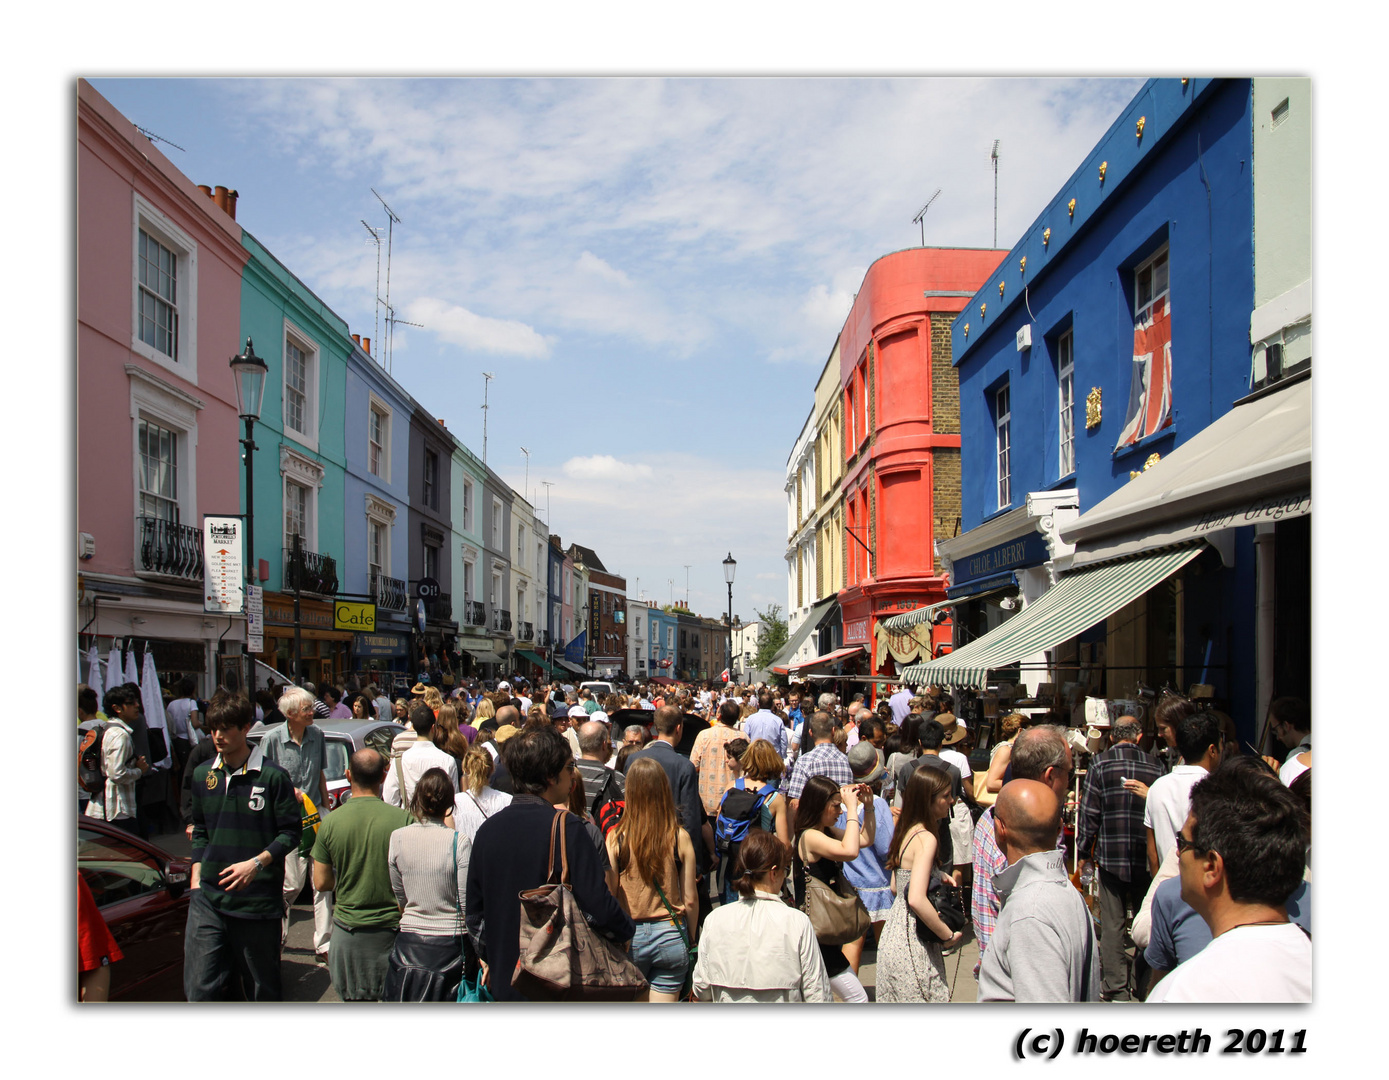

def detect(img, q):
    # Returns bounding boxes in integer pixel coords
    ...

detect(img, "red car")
[78,819,191,1001]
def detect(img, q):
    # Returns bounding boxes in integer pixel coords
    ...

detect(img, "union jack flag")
[1116,296,1172,449]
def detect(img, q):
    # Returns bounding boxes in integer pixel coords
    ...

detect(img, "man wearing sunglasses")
[1147,761,1311,1002]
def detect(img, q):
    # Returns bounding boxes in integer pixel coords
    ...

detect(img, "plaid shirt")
[1075,742,1163,882]
[972,805,1066,972]
[785,742,853,799]
[690,724,743,816]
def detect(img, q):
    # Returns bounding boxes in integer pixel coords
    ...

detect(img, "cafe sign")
[334,601,377,632]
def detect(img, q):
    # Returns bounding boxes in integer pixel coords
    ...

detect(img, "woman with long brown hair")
[605,757,697,1002]
[875,766,961,1002]
[792,774,870,1003]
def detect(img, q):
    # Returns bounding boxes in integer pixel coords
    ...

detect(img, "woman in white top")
[691,830,831,1002]
[452,742,511,843]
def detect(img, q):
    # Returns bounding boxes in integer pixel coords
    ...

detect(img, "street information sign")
[247,584,264,652]
[204,516,245,615]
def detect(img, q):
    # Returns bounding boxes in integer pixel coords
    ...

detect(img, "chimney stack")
[225,189,238,220]
[362,337,371,356]
[198,184,213,200]
[213,186,229,214]
[352,334,361,347]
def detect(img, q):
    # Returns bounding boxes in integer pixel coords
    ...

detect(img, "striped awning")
[899,544,1205,688]
[880,598,963,633]
[788,645,867,672]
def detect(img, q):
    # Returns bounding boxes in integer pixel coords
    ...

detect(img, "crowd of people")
[77,672,1311,1004]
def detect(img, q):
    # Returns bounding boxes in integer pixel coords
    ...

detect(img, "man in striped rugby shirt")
[184,692,300,1001]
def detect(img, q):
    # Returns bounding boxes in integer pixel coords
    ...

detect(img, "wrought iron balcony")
[138,516,203,581]
[372,573,407,612]
[466,600,487,626]
[285,547,338,596]
[492,608,512,633]
[536,628,551,648]
[519,621,534,641]
[426,594,452,621]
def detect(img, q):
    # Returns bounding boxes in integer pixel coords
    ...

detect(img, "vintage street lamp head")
[230,337,269,421]
[723,552,737,585]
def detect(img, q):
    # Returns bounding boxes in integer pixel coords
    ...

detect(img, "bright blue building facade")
[943,78,1262,737]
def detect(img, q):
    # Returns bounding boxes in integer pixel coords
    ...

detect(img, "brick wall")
[932,449,961,576]
[930,313,959,435]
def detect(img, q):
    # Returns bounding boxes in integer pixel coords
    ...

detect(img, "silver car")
[247,718,405,810]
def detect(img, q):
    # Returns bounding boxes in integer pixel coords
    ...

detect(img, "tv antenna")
[912,189,942,247]
[683,565,691,606]
[991,140,1000,248]
[382,303,422,375]
[361,221,383,360]
[540,480,554,527]
[371,188,402,365]
[520,446,531,504]
[481,373,495,466]
[134,126,185,153]
[668,579,675,606]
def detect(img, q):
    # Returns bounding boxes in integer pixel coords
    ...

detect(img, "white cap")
[497,681,511,691]
[568,705,588,719]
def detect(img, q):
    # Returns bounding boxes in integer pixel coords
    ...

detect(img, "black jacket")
[464,795,633,1001]
[630,740,708,872]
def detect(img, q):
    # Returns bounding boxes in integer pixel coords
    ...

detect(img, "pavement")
[154,827,982,1003]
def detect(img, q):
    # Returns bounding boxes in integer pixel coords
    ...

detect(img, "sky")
[88,76,1145,622]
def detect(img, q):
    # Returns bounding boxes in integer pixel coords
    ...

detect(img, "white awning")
[900,544,1204,688]
[1061,378,1310,567]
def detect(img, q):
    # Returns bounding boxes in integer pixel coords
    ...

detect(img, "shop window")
[995,383,1012,510]
[1057,330,1075,477]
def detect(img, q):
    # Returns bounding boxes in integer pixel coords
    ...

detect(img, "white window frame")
[1057,330,1075,478]
[281,445,325,556]
[282,318,319,452]
[130,194,198,381]
[127,365,203,563]
[491,568,502,608]
[995,383,1011,510]
[423,449,440,511]
[492,497,503,549]
[364,493,397,594]
[1133,244,1170,323]
[463,555,475,612]
[517,523,526,564]
[462,477,475,533]
[367,393,391,481]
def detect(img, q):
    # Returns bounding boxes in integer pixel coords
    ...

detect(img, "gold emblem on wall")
[1144,453,1161,471]
[1085,387,1102,429]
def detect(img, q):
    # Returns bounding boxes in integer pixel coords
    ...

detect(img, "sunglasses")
[1174,832,1208,857]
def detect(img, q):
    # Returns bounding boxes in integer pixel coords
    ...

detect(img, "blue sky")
[90,76,1143,620]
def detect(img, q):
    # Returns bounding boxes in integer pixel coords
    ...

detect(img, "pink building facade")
[77,79,250,693]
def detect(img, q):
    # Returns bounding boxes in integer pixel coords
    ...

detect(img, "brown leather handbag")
[795,848,873,946]
[512,809,648,1001]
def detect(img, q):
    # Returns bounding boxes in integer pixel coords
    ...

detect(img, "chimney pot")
[362,337,370,355]
[225,189,238,220]
[198,184,213,200]
[352,334,361,346]
[213,185,229,213]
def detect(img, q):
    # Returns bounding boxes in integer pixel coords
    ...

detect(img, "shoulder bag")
[512,809,648,1001]
[794,837,872,947]
[654,844,697,1000]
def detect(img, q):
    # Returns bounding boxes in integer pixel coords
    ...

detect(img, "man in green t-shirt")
[311,748,413,1001]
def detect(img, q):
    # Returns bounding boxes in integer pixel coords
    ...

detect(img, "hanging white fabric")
[85,644,101,689]
[104,645,124,695]
[124,647,140,688]
[140,649,172,770]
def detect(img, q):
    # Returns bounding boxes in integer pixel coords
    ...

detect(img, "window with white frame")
[367,398,390,479]
[423,451,439,510]
[463,558,475,611]
[285,481,309,554]
[537,542,544,580]
[463,478,474,532]
[995,383,1012,510]
[491,570,502,608]
[281,446,323,559]
[1058,330,1075,477]
[424,543,439,582]
[131,195,197,378]
[492,498,502,549]
[1134,246,1170,321]
[518,586,527,624]
[282,326,319,447]
[368,520,386,586]
[517,524,526,563]
[138,419,180,523]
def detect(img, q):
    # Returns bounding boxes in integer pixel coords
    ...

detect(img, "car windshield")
[324,739,350,782]
[79,826,164,906]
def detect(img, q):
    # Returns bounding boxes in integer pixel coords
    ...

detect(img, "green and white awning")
[880,598,965,633]
[899,544,1204,688]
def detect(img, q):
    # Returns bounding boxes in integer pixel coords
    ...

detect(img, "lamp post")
[230,338,268,690]
[723,552,736,681]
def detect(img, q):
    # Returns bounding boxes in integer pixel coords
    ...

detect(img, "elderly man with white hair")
[259,684,333,961]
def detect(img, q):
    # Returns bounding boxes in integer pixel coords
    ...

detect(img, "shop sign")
[335,601,377,632]
[1193,490,1311,534]
[203,516,244,614]
[264,595,334,630]
[844,617,870,644]
[354,632,408,658]
[957,531,1049,586]
[873,596,920,612]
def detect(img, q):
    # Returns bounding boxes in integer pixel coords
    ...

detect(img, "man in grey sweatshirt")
[977,780,1100,1002]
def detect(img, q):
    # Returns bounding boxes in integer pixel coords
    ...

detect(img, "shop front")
[256,592,354,689]
[839,584,948,704]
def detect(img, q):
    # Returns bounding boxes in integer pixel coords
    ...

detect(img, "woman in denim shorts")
[605,758,697,1002]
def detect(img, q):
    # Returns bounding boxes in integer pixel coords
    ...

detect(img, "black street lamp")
[230,338,268,687]
[723,552,736,679]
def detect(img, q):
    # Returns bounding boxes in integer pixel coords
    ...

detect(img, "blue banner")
[564,629,586,664]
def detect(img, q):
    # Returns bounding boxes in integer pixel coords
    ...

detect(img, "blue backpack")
[714,779,776,858]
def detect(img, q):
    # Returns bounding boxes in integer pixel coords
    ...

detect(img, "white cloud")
[562,455,654,482]
[576,251,632,287]
[405,297,552,358]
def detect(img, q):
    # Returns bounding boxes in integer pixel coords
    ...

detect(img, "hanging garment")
[104,646,124,696]
[140,650,173,770]
[85,644,102,689]
[124,647,140,688]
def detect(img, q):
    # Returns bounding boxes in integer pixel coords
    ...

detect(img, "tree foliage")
[753,603,789,671]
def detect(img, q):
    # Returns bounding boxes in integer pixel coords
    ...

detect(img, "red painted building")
[837,248,1007,687]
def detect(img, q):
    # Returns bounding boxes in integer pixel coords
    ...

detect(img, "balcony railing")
[466,600,486,626]
[285,548,339,596]
[426,595,452,621]
[138,516,204,581]
[536,628,550,648]
[371,573,407,612]
[492,608,512,633]
[518,621,534,641]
